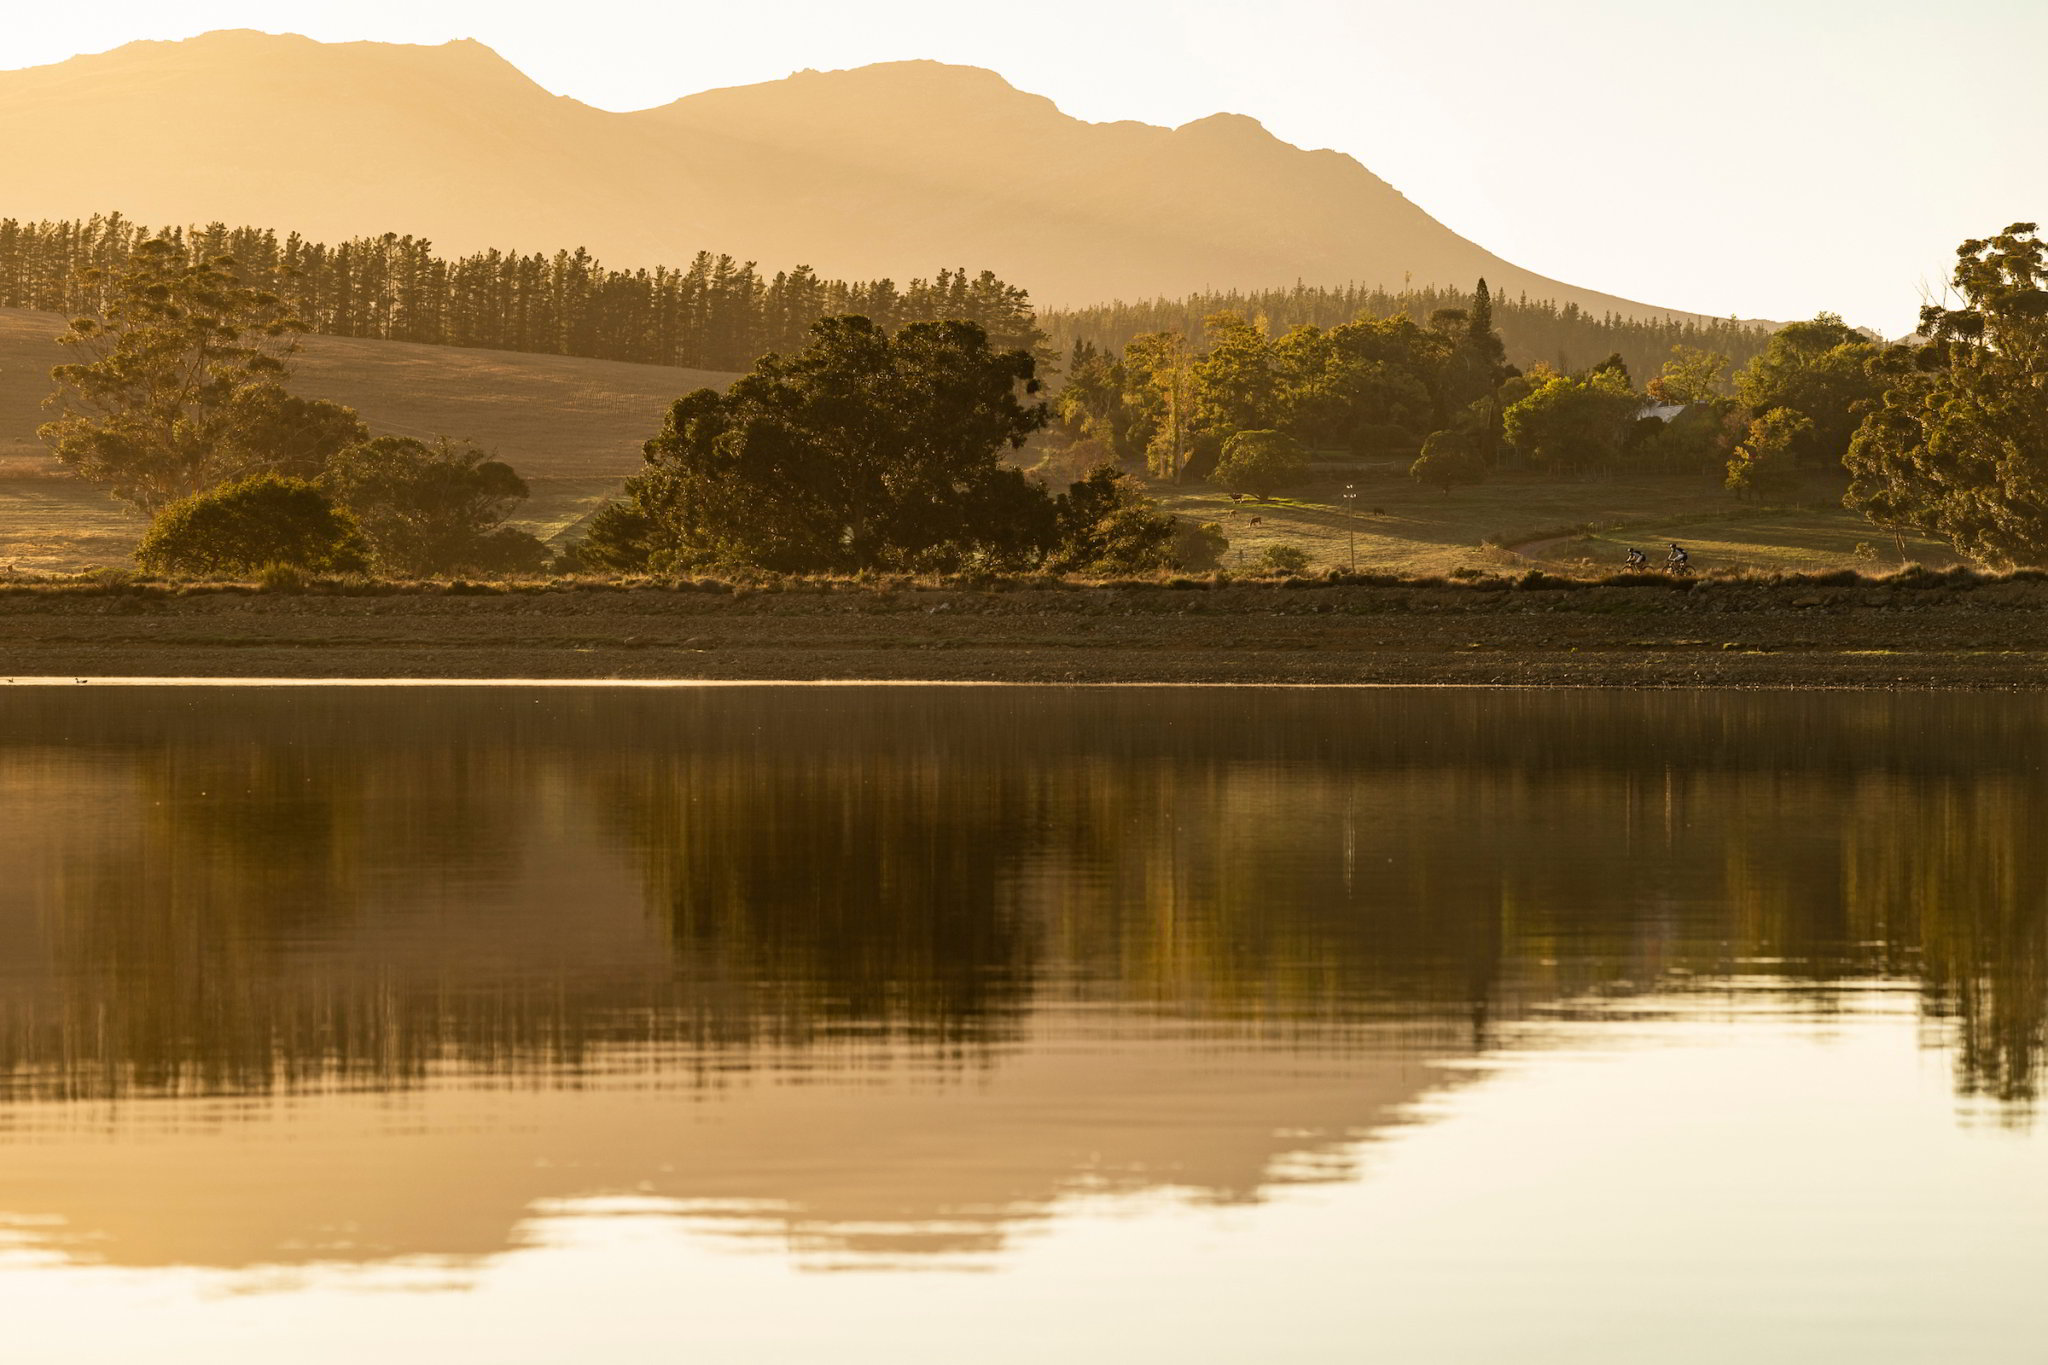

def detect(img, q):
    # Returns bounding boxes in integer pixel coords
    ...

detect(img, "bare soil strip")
[2,579,2045,687]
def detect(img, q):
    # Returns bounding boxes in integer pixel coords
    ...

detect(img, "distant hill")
[0,30,1737,320]
[0,307,735,570]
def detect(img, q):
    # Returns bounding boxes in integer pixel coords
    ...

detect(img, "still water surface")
[0,686,2043,1361]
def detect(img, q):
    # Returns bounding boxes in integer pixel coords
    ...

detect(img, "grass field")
[1155,469,1959,578]
[0,307,737,571]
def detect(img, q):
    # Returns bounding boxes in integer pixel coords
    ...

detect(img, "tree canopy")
[1410,430,1487,493]
[1725,408,1810,501]
[322,436,546,576]
[1734,314,1881,466]
[39,239,367,511]
[1648,346,1733,405]
[1,213,1046,372]
[1501,367,1639,473]
[1213,430,1309,499]
[579,316,1185,576]
[1042,281,1773,383]
[1845,224,2048,565]
[1052,305,1463,473]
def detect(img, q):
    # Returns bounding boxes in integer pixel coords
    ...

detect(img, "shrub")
[257,563,309,593]
[466,526,551,575]
[1170,519,1229,571]
[134,475,370,577]
[1258,544,1312,575]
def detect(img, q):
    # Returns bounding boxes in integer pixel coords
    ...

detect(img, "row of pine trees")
[0,213,1773,384]
[0,212,1045,373]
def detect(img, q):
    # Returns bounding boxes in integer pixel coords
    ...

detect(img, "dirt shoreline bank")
[3,578,2046,687]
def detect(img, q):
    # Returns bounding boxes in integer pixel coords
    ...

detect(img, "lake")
[0,685,2042,1362]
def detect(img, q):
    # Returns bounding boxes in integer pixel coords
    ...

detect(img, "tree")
[1734,314,1881,466]
[563,500,660,575]
[1410,430,1487,493]
[1450,281,1512,459]
[1121,329,1199,479]
[1590,352,1632,386]
[620,316,1050,573]
[1647,346,1732,405]
[323,436,544,576]
[1502,368,1639,473]
[1269,316,1440,454]
[1048,464,1181,573]
[1190,311,1280,440]
[40,238,366,512]
[1725,408,1811,501]
[1053,339,1134,458]
[1213,429,1308,498]
[1844,224,2048,565]
[1633,401,1747,473]
[134,474,370,576]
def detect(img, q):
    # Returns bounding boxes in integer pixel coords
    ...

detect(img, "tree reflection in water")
[0,685,2038,1111]
[0,685,2042,1274]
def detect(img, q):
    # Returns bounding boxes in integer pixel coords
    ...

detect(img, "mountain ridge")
[0,31,1730,319]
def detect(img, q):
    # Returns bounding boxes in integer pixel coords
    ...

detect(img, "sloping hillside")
[0,30,1731,318]
[0,307,733,571]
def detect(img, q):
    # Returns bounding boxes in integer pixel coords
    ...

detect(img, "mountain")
[0,30,1705,316]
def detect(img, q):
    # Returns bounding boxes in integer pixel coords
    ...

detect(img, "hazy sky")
[6,0,2042,332]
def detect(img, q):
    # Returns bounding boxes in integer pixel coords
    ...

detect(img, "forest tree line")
[1048,224,2048,571]
[1041,283,1775,386]
[0,212,1043,373]
[1,214,1776,387]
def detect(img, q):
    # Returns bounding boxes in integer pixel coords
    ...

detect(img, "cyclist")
[1666,542,1691,573]
[1625,547,1647,569]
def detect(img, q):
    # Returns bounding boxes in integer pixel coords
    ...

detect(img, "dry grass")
[0,306,739,569]
[1156,469,1959,578]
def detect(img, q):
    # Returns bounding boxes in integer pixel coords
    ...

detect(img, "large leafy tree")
[1271,316,1442,454]
[40,238,366,512]
[322,436,546,576]
[1190,312,1281,440]
[1733,313,1881,466]
[1212,429,1308,498]
[1725,408,1810,501]
[1648,346,1733,405]
[1046,465,1183,573]
[1502,368,1640,473]
[1052,339,1134,458]
[1410,430,1487,494]
[615,316,1053,573]
[1120,329,1199,479]
[1845,224,2048,566]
